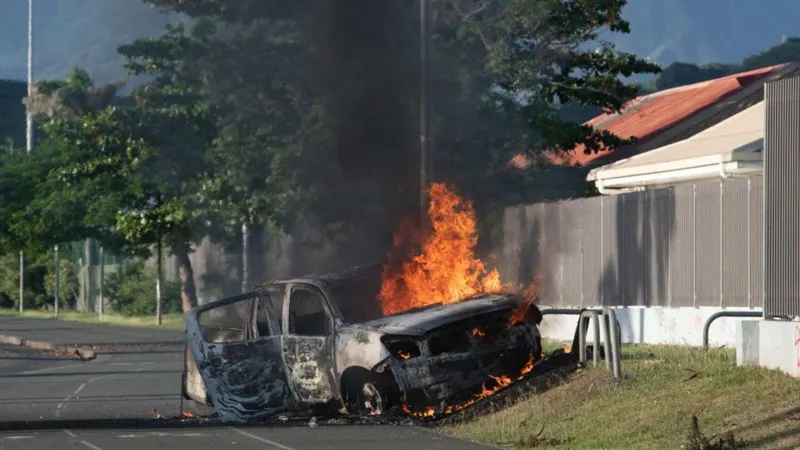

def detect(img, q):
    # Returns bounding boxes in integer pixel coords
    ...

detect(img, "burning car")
[182,263,544,422]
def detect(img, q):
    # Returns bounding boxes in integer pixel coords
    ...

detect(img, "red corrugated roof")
[547,63,788,167]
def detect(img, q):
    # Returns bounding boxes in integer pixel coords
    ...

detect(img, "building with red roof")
[547,63,798,168]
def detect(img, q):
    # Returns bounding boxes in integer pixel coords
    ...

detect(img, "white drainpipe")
[594,161,761,194]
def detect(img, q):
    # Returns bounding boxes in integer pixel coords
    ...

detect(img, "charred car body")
[182,263,543,422]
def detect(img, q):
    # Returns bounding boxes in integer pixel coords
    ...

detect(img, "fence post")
[156,239,163,326]
[98,246,104,320]
[84,238,92,312]
[18,250,23,314]
[54,245,59,318]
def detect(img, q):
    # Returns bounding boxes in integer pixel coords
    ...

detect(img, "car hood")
[357,294,521,336]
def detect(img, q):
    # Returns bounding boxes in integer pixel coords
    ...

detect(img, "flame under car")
[182,264,543,423]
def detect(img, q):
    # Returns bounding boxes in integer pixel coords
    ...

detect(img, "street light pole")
[20,0,34,315]
[419,0,430,237]
[26,0,33,154]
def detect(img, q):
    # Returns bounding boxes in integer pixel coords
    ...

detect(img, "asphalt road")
[0,317,496,449]
[0,425,494,450]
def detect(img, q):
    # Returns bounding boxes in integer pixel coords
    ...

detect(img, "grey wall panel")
[750,177,764,308]
[669,184,696,307]
[542,202,565,305]
[722,178,750,307]
[649,188,675,306]
[500,206,524,286]
[600,196,620,306]
[561,200,584,306]
[764,76,800,318]
[694,181,722,307]
[581,199,602,307]
[500,175,762,309]
[525,204,556,305]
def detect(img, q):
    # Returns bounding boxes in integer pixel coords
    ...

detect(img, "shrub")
[103,261,181,316]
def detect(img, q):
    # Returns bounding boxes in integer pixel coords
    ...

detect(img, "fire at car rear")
[363,294,543,415]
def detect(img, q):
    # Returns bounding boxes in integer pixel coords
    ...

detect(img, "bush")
[0,250,78,310]
[103,261,181,316]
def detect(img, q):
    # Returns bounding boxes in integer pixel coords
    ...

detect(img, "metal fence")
[764,75,800,318]
[499,176,763,309]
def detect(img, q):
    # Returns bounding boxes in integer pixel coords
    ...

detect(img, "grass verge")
[0,308,184,330]
[443,343,800,449]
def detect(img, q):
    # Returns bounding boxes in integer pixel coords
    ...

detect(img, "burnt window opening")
[386,340,422,360]
[428,330,471,356]
[197,298,251,343]
[265,284,287,334]
[253,298,272,339]
[288,287,331,337]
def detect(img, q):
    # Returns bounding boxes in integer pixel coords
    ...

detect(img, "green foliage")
[655,62,734,91]
[0,250,77,310]
[0,80,26,146]
[103,261,181,316]
[652,37,800,91]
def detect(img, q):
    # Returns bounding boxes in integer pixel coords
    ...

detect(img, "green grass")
[444,343,800,449]
[0,308,185,330]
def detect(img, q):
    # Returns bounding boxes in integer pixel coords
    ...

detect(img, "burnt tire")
[343,374,388,416]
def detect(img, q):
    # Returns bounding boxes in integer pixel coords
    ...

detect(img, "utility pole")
[419,0,430,237]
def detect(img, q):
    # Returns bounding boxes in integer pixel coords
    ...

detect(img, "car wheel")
[346,376,386,416]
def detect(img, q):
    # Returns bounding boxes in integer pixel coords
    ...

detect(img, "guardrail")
[702,310,762,350]
[541,307,623,378]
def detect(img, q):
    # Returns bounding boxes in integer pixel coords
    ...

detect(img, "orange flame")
[563,346,572,354]
[378,183,513,315]
[401,352,540,418]
[398,351,412,360]
[518,353,535,380]
[471,328,486,337]
[181,411,196,419]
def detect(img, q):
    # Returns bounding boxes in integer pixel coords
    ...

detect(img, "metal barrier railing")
[702,310,763,350]
[542,307,623,378]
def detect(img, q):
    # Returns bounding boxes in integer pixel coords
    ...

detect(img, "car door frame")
[281,281,338,405]
[186,290,293,423]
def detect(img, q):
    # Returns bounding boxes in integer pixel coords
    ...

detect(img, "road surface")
[0,317,495,449]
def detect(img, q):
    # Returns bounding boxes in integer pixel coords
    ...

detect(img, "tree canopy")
[2,0,662,312]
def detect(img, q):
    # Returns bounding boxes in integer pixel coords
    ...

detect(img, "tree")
[654,62,734,91]
[134,0,659,234]
[8,0,661,313]
[18,61,216,312]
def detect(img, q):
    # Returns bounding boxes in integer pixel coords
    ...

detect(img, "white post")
[241,223,249,292]
[156,240,162,326]
[18,251,24,314]
[98,246,104,319]
[26,0,33,153]
[54,245,59,317]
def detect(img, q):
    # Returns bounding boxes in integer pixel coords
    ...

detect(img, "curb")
[0,334,97,361]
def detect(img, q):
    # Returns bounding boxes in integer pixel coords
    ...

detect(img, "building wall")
[764,75,800,319]
[499,176,764,346]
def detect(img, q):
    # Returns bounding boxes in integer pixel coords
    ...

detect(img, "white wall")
[539,306,762,347]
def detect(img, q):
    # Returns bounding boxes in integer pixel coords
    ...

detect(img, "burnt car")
[182,263,543,422]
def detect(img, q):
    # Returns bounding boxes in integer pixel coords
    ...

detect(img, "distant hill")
[0,0,186,84]
[0,80,26,147]
[605,0,800,66]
